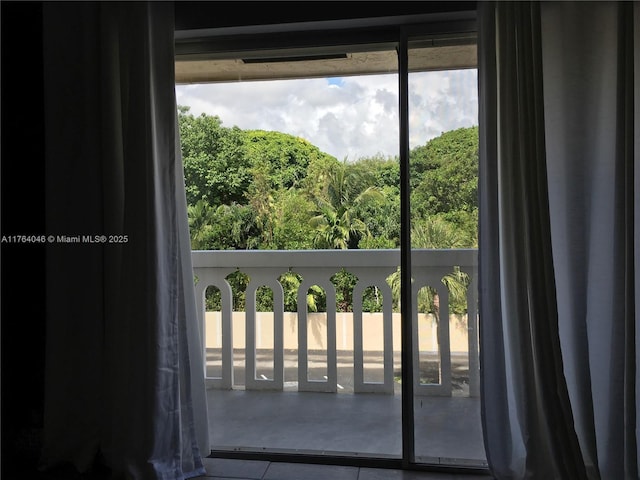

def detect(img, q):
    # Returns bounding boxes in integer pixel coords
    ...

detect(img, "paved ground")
[205,347,485,466]
[206,349,473,395]
[206,389,486,466]
[195,457,494,479]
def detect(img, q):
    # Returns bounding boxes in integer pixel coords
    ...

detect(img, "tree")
[387,216,471,314]
[246,156,275,247]
[207,203,259,250]
[187,199,217,250]
[178,106,480,317]
[241,130,339,250]
[270,188,315,250]
[347,155,401,248]
[410,215,467,250]
[243,130,333,191]
[178,104,479,259]
[410,126,478,246]
[179,107,251,206]
[309,161,385,249]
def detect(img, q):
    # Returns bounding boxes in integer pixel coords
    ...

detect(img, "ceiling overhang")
[174,12,477,84]
[175,44,476,84]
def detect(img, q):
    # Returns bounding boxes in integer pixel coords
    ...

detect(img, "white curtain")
[40,2,209,479]
[479,1,639,479]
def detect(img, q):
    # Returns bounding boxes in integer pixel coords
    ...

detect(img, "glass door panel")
[407,37,486,467]
[181,44,404,458]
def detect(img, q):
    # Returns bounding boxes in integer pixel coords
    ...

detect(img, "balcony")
[192,249,486,466]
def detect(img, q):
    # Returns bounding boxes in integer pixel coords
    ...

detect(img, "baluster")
[194,267,234,390]
[352,267,395,394]
[244,268,285,391]
[297,267,337,393]
[466,268,480,397]
[414,267,451,396]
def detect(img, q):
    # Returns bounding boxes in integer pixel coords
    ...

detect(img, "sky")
[175,68,478,162]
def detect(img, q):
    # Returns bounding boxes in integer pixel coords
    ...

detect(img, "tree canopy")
[410,126,479,244]
[179,106,478,253]
[179,106,478,313]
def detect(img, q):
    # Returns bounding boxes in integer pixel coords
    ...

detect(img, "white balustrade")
[192,249,479,396]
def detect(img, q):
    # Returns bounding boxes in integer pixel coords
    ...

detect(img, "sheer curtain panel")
[40,3,209,479]
[478,2,639,479]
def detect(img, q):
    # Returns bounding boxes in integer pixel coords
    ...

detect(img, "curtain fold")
[479,1,638,479]
[41,3,208,479]
[478,3,587,478]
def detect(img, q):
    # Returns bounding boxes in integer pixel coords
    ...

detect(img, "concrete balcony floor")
[196,457,494,480]
[207,388,487,466]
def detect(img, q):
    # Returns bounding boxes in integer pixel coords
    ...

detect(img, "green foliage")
[349,154,400,191]
[410,215,467,249]
[309,161,386,249]
[300,152,341,199]
[361,285,386,313]
[243,130,332,190]
[203,270,250,312]
[179,108,250,206]
[204,270,327,313]
[179,104,479,314]
[330,270,357,312]
[188,200,217,250]
[205,203,259,250]
[356,186,400,248]
[270,189,316,250]
[305,285,326,313]
[179,107,478,254]
[188,199,257,251]
[410,126,478,246]
[348,156,401,247]
[384,216,472,314]
[205,286,219,311]
[255,272,325,313]
[246,156,275,247]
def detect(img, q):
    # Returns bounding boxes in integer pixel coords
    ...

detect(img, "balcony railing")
[192,249,479,397]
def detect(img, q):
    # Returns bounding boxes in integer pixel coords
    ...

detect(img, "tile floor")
[195,458,494,480]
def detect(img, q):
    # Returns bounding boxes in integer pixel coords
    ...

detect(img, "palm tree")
[410,217,467,250]
[309,161,384,249]
[388,216,471,314]
[187,199,216,250]
[309,203,367,249]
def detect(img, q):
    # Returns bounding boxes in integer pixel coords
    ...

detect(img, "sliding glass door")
[402,30,486,467]
[178,14,486,472]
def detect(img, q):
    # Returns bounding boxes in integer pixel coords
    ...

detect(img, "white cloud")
[175,69,477,161]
